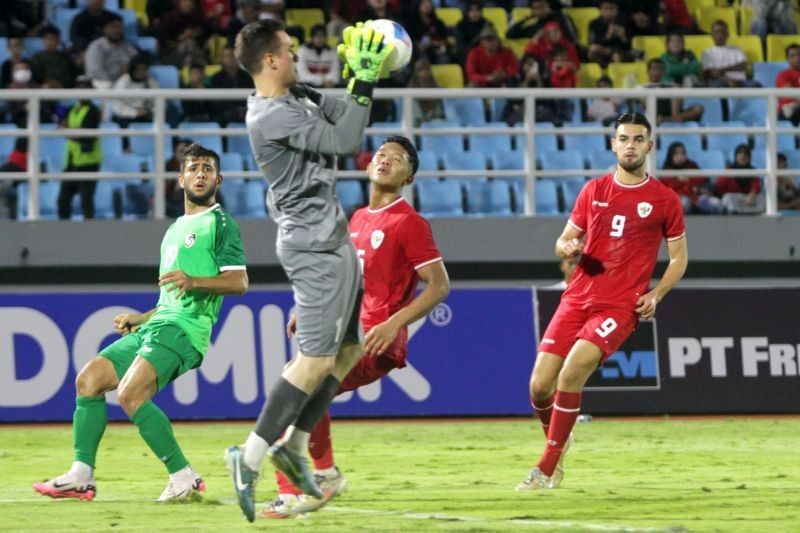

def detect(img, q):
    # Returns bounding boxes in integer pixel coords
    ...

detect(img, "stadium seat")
[691,149,726,179]
[561,177,586,212]
[443,150,487,183]
[465,179,513,216]
[420,121,464,153]
[562,131,607,159]
[518,122,558,160]
[785,150,800,170]
[431,64,464,88]
[705,121,748,155]
[23,37,46,57]
[730,97,768,126]
[540,150,586,181]
[336,179,366,217]
[728,35,764,65]
[0,124,19,162]
[416,178,464,217]
[491,150,525,173]
[684,35,714,61]
[659,131,702,154]
[284,8,325,41]
[39,126,67,172]
[16,181,60,220]
[119,8,138,41]
[468,122,512,153]
[753,61,787,88]
[767,34,800,62]
[99,122,124,158]
[177,122,223,155]
[684,0,715,14]
[754,121,798,152]
[0,38,9,65]
[607,61,648,88]
[740,5,752,36]
[750,150,766,170]
[436,7,462,27]
[238,180,268,218]
[576,62,603,88]
[127,122,172,159]
[482,7,507,38]
[696,7,738,35]
[534,179,560,215]
[219,152,243,173]
[632,36,666,61]
[416,150,440,173]
[93,179,121,219]
[444,98,486,125]
[589,150,616,171]
[504,38,528,59]
[684,97,723,125]
[102,154,145,177]
[53,8,80,46]
[220,178,245,213]
[510,7,531,25]
[149,65,179,89]
[564,7,599,46]
[224,122,250,156]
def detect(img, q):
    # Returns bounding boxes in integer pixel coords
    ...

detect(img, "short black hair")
[383,135,419,175]
[180,143,221,173]
[614,112,652,137]
[235,19,286,75]
[647,58,664,69]
[104,13,124,26]
[786,43,800,56]
[778,152,787,165]
[40,24,60,38]
[310,24,326,37]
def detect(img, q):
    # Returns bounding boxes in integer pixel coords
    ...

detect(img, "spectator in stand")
[0,138,27,219]
[466,25,519,88]
[407,58,444,126]
[627,4,662,37]
[408,0,454,65]
[1,37,27,88]
[31,25,77,89]
[111,55,159,128]
[327,0,369,39]
[209,46,253,126]
[662,0,696,34]
[587,75,622,126]
[165,137,193,217]
[157,0,210,67]
[546,45,577,124]
[70,0,118,53]
[296,24,340,89]
[506,0,577,43]
[776,43,800,126]
[638,59,703,125]
[180,63,212,122]
[742,0,797,44]
[715,144,764,214]
[454,1,490,64]
[502,54,543,126]
[147,0,176,35]
[84,14,139,88]
[227,0,262,42]
[702,20,761,88]
[588,0,633,66]
[363,0,398,23]
[660,141,722,214]
[524,21,580,77]
[258,0,285,22]
[200,0,234,35]
[660,33,701,87]
[777,153,800,211]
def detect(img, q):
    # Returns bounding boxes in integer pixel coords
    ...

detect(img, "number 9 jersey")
[563,173,686,313]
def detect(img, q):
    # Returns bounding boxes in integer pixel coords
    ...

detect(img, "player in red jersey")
[517,112,688,491]
[260,135,450,518]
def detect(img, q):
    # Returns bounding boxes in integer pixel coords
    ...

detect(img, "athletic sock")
[275,470,302,496]
[536,390,581,476]
[310,410,335,471]
[532,392,555,438]
[72,395,108,468]
[294,375,341,433]
[243,431,270,471]
[131,401,189,474]
[283,425,310,456]
[252,377,310,447]
[69,461,93,480]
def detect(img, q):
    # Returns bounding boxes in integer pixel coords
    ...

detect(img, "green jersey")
[149,204,246,354]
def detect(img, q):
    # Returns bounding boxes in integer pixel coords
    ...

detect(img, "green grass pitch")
[2,417,799,531]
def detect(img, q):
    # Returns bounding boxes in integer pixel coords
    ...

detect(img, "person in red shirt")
[260,136,450,518]
[776,43,800,126]
[524,21,580,72]
[466,25,520,87]
[715,144,764,214]
[517,112,688,490]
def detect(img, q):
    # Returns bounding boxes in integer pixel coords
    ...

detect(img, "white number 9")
[610,214,626,237]
[594,317,618,338]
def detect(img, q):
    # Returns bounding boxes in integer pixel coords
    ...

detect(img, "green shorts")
[99,322,202,391]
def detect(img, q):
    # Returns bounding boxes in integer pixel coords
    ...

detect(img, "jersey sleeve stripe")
[567,219,585,232]
[220,265,247,271]
[413,257,443,270]
[666,233,686,242]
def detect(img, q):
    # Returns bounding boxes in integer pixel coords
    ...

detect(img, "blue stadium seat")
[239,180,267,218]
[128,122,172,159]
[562,131,607,161]
[136,36,158,55]
[465,179,513,216]
[416,150,440,173]
[102,154,145,179]
[16,181,61,220]
[368,121,400,151]
[443,150,486,183]
[588,150,616,171]
[53,8,80,46]
[518,122,558,159]
[93,179,121,219]
[123,180,154,218]
[39,125,67,172]
[706,122,748,155]
[491,150,525,172]
[336,179,366,217]
[420,121,463,153]
[535,179,560,215]
[561,178,587,213]
[23,37,46,57]
[684,97,724,125]
[443,98,486,125]
[540,149,586,181]
[468,122,512,153]
[220,152,244,173]
[0,38,8,65]
[177,122,223,155]
[119,9,138,42]
[754,121,797,152]
[149,65,180,89]
[785,150,800,170]
[224,122,250,156]
[220,178,245,213]
[416,179,464,217]
[691,150,726,179]
[99,122,123,158]
[730,97,768,126]
[659,132,702,154]
[751,150,766,170]
[753,61,786,88]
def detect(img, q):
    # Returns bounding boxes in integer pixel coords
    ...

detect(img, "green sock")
[131,401,189,474]
[73,395,108,468]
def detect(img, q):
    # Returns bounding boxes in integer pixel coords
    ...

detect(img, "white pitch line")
[325,505,665,532]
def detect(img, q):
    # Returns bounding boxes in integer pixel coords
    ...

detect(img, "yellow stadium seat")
[632,35,666,60]
[431,63,464,88]
[728,35,764,64]
[208,35,228,64]
[767,34,800,62]
[505,38,528,59]
[327,35,341,48]
[696,6,738,35]
[123,0,148,26]
[285,8,325,42]
[180,64,222,85]
[482,7,508,39]
[564,7,600,46]
[436,7,462,28]
[684,35,714,60]
[685,0,715,15]
[607,61,648,88]
[511,7,533,25]
[577,62,603,88]
[739,6,752,35]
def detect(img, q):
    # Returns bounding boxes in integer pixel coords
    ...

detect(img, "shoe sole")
[224,447,256,523]
[290,486,337,514]
[268,447,322,499]
[33,482,95,501]
[155,482,206,503]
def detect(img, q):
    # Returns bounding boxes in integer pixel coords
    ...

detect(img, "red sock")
[309,410,335,470]
[275,470,302,496]
[536,390,581,476]
[531,392,555,437]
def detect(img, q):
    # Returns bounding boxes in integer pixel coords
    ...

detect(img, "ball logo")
[370,229,384,250]
[637,202,653,218]
[184,233,197,248]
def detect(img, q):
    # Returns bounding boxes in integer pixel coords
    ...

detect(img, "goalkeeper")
[226,19,395,522]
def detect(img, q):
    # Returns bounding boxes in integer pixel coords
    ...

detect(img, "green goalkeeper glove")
[337,23,395,105]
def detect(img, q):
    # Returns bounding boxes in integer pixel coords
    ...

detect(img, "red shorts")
[538,300,637,363]
[338,326,407,393]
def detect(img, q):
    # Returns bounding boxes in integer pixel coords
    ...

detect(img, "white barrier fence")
[1,86,797,219]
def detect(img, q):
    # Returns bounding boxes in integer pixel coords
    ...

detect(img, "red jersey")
[562,173,685,312]
[349,197,442,348]
[776,67,800,108]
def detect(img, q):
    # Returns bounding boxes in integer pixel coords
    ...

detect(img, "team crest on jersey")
[370,229,385,249]
[637,202,653,218]
[184,233,196,247]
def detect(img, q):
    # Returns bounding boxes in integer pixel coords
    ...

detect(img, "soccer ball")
[365,19,412,74]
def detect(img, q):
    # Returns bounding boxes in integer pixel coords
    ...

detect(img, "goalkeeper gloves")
[337,22,395,105]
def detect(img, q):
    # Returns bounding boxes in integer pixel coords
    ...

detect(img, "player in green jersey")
[33,143,248,503]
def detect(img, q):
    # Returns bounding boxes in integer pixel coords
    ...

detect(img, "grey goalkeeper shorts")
[277,240,363,356]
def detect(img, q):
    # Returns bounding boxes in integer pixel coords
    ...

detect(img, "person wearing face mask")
[296,24,340,89]
[58,75,103,220]
[1,37,28,89]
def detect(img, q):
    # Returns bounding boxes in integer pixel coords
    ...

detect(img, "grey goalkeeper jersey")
[246,90,370,251]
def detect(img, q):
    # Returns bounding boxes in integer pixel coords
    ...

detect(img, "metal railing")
[1,86,797,219]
